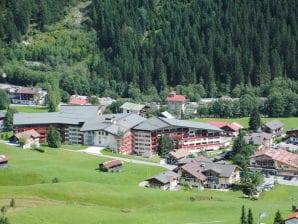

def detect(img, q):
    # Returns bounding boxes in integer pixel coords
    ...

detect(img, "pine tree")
[249,107,261,131]
[47,128,61,148]
[240,205,247,224]
[247,208,253,224]
[273,210,284,224]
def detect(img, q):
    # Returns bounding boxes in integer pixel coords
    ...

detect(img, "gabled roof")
[263,120,284,130]
[132,117,221,132]
[166,91,186,102]
[14,105,101,126]
[16,87,39,94]
[146,170,179,184]
[180,162,207,181]
[244,132,273,145]
[180,161,240,180]
[249,149,298,168]
[120,102,145,111]
[15,129,40,140]
[177,156,210,165]
[101,160,122,169]
[284,212,298,221]
[80,113,146,135]
[208,121,243,131]
[168,148,190,160]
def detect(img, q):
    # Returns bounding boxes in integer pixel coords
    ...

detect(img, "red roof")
[17,87,38,94]
[250,149,298,168]
[166,91,186,102]
[69,95,89,105]
[284,212,298,221]
[102,160,122,169]
[15,129,40,140]
[208,121,243,131]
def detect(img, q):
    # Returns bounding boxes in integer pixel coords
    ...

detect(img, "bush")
[10,198,15,208]
[52,177,60,183]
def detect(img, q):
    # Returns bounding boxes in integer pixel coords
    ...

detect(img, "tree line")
[0,0,297,109]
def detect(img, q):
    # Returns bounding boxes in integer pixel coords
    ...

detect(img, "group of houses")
[145,153,241,191]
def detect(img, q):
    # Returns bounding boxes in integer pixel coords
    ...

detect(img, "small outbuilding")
[9,129,40,149]
[0,155,8,168]
[99,160,122,172]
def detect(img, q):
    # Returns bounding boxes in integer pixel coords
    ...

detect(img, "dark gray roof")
[146,170,179,184]
[133,117,221,132]
[14,105,100,126]
[160,117,222,132]
[181,161,240,179]
[132,117,171,131]
[263,120,284,130]
[80,113,146,135]
[199,161,239,178]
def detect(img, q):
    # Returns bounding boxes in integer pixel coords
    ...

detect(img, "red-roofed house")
[166,91,186,115]
[249,149,298,176]
[9,129,40,149]
[69,95,90,105]
[208,121,243,137]
[99,160,122,172]
[284,211,298,224]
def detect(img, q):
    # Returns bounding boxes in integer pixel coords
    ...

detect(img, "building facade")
[249,149,298,176]
[132,117,222,156]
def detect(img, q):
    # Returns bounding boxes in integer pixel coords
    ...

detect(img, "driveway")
[77,146,177,170]
[263,175,298,186]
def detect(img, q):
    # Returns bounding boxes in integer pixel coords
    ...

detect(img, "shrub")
[52,177,60,183]
[10,198,15,208]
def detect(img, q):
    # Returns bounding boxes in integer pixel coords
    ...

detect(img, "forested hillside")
[0,0,297,104]
[90,0,297,95]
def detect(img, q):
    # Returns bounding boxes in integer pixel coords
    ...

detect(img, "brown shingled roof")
[102,160,122,169]
[250,149,298,168]
[15,129,40,140]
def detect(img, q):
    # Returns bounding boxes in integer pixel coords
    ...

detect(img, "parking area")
[263,175,298,187]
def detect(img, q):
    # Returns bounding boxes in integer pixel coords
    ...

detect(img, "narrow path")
[73,146,176,170]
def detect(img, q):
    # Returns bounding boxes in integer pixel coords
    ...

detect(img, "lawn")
[193,117,298,130]
[0,143,296,224]
[101,149,162,163]
[9,106,49,113]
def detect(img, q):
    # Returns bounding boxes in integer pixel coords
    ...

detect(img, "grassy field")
[101,149,162,163]
[0,143,296,224]
[9,106,49,113]
[193,117,298,130]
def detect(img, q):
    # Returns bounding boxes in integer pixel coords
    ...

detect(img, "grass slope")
[0,144,296,224]
[9,106,48,113]
[193,117,298,130]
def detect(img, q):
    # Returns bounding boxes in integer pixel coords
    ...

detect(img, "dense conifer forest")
[0,0,297,115]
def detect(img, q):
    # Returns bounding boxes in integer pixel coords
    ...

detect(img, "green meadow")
[193,117,298,130]
[0,143,296,224]
[9,106,49,113]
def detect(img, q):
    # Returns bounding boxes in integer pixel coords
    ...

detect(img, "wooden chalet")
[99,160,122,172]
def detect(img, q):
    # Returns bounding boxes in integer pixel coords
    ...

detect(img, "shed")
[0,155,8,168]
[99,160,122,172]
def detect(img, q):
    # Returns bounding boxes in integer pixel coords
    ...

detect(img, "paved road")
[76,146,177,170]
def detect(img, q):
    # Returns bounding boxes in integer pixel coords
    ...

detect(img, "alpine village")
[0,1,297,224]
